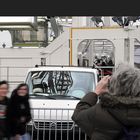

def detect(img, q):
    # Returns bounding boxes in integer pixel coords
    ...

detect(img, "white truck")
[25,65,98,132]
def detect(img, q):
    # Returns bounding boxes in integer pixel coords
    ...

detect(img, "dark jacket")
[0,97,9,138]
[7,92,31,136]
[72,92,140,140]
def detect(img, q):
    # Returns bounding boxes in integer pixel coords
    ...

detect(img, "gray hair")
[109,63,140,97]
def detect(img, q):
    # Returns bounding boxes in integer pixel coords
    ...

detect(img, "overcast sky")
[0,17,34,48]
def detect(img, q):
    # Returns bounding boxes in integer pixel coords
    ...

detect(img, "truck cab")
[25,66,98,131]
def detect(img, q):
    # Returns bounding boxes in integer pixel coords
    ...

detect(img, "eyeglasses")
[19,88,28,91]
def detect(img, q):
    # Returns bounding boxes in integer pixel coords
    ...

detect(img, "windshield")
[26,71,95,99]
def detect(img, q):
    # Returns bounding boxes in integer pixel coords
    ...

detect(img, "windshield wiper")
[66,95,81,100]
[30,93,56,99]
[49,95,81,100]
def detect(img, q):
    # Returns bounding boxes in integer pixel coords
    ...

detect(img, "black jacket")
[0,97,9,138]
[7,93,31,136]
[72,92,140,140]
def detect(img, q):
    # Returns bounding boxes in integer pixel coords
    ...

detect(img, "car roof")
[27,66,98,73]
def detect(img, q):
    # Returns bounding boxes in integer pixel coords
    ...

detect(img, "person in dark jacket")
[0,81,9,140]
[7,83,31,140]
[72,63,140,140]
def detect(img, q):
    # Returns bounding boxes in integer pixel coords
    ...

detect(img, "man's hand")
[95,75,111,95]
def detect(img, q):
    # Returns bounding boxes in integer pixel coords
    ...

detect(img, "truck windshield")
[26,71,95,99]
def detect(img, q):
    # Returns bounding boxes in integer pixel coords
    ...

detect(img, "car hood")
[29,99,79,121]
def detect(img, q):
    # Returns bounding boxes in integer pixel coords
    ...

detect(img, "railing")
[26,108,89,140]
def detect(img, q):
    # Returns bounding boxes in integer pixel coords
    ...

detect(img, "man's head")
[0,80,9,100]
[109,63,140,97]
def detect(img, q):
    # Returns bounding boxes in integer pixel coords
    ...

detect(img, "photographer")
[72,64,140,140]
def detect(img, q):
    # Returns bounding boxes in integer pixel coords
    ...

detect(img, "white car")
[25,66,98,131]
